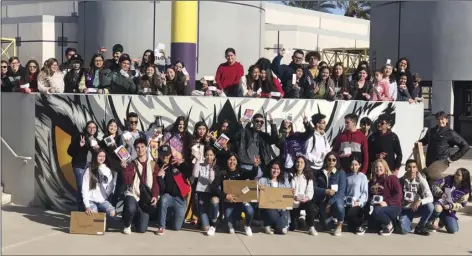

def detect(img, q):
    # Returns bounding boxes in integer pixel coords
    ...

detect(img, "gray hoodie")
[399,173,434,207]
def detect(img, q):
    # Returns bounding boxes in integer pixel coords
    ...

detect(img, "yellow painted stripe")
[171,0,198,43]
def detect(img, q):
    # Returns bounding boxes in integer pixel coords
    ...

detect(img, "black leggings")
[345,206,364,232]
[290,201,319,230]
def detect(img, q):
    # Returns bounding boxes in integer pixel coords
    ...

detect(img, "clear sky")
[272,1,345,15]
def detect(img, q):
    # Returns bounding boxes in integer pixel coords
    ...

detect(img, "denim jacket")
[258,176,291,188]
[314,168,347,205]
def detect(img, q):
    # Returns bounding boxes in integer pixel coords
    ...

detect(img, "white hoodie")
[81,164,116,208]
[304,130,331,170]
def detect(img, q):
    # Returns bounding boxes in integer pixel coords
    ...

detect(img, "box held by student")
[223,180,258,203]
[69,211,106,235]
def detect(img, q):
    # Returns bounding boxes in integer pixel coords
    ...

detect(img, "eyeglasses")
[293,56,303,61]
[328,158,337,162]
[129,121,138,124]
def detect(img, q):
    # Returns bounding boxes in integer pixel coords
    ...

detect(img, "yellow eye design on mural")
[54,126,77,191]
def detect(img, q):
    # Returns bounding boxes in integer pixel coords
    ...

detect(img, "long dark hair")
[193,121,208,143]
[88,53,105,73]
[83,120,99,138]
[332,62,347,90]
[395,57,410,72]
[88,149,107,190]
[456,168,471,197]
[261,69,277,93]
[141,49,155,66]
[25,59,40,77]
[246,65,262,91]
[106,119,118,136]
[322,151,339,170]
[264,159,286,183]
[291,156,314,181]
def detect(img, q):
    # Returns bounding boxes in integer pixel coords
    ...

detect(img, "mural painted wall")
[34,94,424,211]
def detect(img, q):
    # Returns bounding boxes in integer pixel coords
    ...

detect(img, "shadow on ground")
[2,204,70,233]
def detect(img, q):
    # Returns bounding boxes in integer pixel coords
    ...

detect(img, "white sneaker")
[123,225,131,235]
[308,226,318,236]
[281,227,288,234]
[228,222,235,234]
[244,226,252,236]
[207,226,216,236]
[245,226,253,236]
[264,226,274,235]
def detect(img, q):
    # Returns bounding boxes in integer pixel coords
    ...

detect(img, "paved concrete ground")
[2,157,472,255]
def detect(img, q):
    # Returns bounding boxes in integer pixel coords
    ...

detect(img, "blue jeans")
[224,202,254,227]
[432,209,459,234]
[158,193,187,230]
[263,209,289,233]
[399,203,434,234]
[122,196,150,233]
[196,193,219,228]
[73,167,86,211]
[319,198,346,227]
[87,201,115,217]
[371,205,402,227]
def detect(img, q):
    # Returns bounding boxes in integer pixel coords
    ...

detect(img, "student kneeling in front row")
[155,145,192,236]
[398,159,434,236]
[81,149,117,218]
[121,138,159,234]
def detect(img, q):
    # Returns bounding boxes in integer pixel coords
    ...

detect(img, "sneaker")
[334,227,342,236]
[414,226,431,236]
[244,226,253,236]
[308,226,318,236]
[264,226,274,235]
[228,222,235,234]
[155,227,165,236]
[379,225,394,236]
[207,226,216,236]
[281,227,288,234]
[356,225,367,235]
[122,225,131,235]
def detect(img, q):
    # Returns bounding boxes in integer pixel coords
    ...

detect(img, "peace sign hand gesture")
[79,135,86,147]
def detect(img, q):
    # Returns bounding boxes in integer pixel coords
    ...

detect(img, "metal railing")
[1,137,31,164]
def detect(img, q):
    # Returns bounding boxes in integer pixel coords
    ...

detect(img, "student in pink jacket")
[371,70,391,101]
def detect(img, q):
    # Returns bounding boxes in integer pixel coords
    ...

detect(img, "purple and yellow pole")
[171,0,198,92]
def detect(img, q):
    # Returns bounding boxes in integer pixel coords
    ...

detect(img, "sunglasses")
[378,121,387,126]
[1,66,7,68]
[129,121,138,124]
[254,120,264,124]
[327,158,337,162]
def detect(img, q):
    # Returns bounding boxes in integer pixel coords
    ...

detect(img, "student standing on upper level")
[215,48,244,97]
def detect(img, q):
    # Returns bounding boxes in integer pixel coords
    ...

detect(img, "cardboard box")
[259,187,294,210]
[223,180,258,203]
[69,211,106,235]
[413,142,426,171]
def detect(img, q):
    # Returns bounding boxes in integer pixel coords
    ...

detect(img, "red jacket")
[215,61,244,90]
[260,77,285,98]
[123,160,160,198]
[369,175,403,207]
[332,129,369,174]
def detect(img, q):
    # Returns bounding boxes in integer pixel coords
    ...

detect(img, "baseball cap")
[158,145,171,157]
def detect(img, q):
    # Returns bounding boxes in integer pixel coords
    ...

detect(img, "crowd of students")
[1,45,423,103]
[68,109,470,237]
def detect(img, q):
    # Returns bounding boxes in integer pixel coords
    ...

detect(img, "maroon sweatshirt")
[368,174,403,207]
[332,129,369,174]
[123,160,159,198]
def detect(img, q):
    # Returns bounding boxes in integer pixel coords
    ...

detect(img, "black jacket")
[67,133,96,169]
[234,122,278,166]
[419,126,469,166]
[368,131,403,171]
[210,166,258,199]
